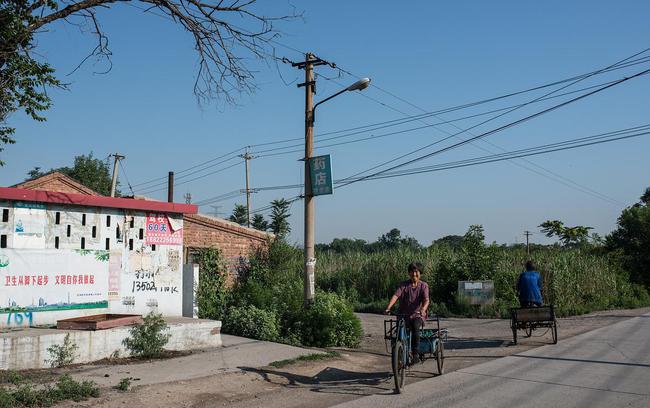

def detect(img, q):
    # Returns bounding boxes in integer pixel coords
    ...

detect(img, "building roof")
[13,171,102,195]
[185,213,272,240]
[0,187,197,214]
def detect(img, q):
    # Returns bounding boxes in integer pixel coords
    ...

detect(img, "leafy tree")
[432,235,464,249]
[1,1,297,164]
[369,228,421,252]
[317,238,368,254]
[229,204,248,226]
[251,214,269,232]
[606,187,650,287]
[25,152,116,195]
[269,198,291,237]
[539,220,593,247]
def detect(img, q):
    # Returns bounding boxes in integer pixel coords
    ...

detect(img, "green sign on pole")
[309,154,333,196]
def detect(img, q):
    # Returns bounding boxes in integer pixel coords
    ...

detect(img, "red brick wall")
[183,213,270,268]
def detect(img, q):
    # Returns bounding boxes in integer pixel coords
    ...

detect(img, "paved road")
[333,312,650,408]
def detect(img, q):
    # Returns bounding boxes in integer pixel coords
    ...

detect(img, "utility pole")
[184,193,192,204]
[524,230,533,257]
[239,147,254,228]
[109,153,125,197]
[293,53,328,305]
[210,205,223,218]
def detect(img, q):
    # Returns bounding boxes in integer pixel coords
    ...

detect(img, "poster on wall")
[108,250,122,300]
[13,202,47,248]
[0,249,109,313]
[145,213,183,245]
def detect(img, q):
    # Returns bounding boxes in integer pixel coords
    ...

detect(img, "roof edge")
[0,187,198,214]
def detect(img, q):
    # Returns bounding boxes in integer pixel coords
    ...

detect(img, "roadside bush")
[222,304,280,341]
[296,291,362,348]
[196,247,229,321]
[46,333,78,368]
[122,312,170,359]
[0,374,99,407]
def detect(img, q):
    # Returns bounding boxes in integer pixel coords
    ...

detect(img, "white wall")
[0,200,185,329]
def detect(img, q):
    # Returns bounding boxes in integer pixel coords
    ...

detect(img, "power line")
[139,160,244,195]
[118,160,135,196]
[339,125,650,183]
[335,66,650,190]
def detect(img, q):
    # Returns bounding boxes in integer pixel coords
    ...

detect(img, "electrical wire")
[335,66,650,190]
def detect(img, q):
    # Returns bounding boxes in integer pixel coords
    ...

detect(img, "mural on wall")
[0,249,109,313]
[145,213,183,245]
[13,202,46,248]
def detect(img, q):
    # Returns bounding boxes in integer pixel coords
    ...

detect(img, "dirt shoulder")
[59,307,650,408]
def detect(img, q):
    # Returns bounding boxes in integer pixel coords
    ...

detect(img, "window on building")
[105,238,110,250]
[130,218,135,228]
[116,225,121,240]
[82,214,86,226]
[55,211,61,224]
[106,215,111,227]
[81,237,85,249]
[2,209,8,222]
[55,236,60,249]
[67,225,71,237]
[139,228,144,240]
[151,244,156,251]
[129,239,133,251]
[0,235,6,248]
[92,226,97,238]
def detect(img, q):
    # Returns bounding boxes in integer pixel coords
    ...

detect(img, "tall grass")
[315,245,649,317]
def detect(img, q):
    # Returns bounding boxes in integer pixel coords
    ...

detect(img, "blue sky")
[2,1,650,246]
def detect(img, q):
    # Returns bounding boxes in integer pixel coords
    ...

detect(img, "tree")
[432,235,464,250]
[268,198,291,238]
[316,238,368,254]
[369,228,421,252]
[1,1,298,164]
[606,188,650,287]
[25,152,116,195]
[229,204,248,226]
[539,220,593,247]
[251,214,268,232]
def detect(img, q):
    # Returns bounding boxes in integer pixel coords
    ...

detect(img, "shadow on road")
[445,337,508,350]
[240,366,394,396]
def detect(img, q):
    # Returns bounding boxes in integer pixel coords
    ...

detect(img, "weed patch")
[269,351,340,368]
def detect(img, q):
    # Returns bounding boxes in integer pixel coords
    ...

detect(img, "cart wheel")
[552,321,558,344]
[435,339,445,375]
[524,323,533,338]
[392,340,406,393]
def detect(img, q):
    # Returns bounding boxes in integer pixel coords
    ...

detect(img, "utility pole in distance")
[109,153,125,197]
[167,172,174,203]
[239,147,254,228]
[524,230,533,258]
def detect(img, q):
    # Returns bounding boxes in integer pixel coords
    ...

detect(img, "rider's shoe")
[411,352,420,364]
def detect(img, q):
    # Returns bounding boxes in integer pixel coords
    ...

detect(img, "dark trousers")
[408,317,424,354]
[519,300,542,308]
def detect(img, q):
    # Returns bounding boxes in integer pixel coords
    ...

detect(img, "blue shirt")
[517,271,543,304]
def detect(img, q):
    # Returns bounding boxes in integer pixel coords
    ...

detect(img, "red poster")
[145,213,183,245]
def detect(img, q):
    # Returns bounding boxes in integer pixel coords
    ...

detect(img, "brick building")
[13,172,270,271]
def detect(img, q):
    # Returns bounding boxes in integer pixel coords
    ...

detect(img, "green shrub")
[122,312,171,359]
[296,291,362,348]
[196,247,229,320]
[1,374,99,407]
[222,305,279,341]
[46,333,78,367]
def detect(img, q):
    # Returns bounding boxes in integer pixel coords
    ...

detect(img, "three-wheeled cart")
[510,305,558,345]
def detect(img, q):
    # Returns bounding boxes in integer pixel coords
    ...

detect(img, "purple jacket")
[394,280,429,319]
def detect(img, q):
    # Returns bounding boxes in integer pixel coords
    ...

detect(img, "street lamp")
[303,73,371,305]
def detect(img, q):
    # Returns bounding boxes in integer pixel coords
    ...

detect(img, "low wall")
[0,318,221,370]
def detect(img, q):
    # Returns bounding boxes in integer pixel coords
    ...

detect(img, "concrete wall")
[0,200,186,329]
[0,318,222,370]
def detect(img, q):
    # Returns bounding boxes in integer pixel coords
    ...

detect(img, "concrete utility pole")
[524,230,533,257]
[294,53,324,305]
[109,153,125,197]
[167,172,174,203]
[239,148,254,228]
